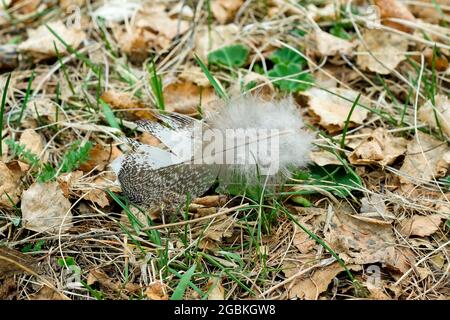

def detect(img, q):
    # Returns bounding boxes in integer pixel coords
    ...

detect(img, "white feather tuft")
[207,95,314,183]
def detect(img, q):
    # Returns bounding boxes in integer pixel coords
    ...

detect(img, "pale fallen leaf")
[309,150,342,166]
[135,7,189,41]
[101,90,155,120]
[30,285,68,300]
[418,95,450,139]
[207,277,225,300]
[374,0,415,33]
[288,262,361,300]
[179,65,211,87]
[0,161,23,208]
[399,132,450,184]
[366,282,391,300]
[195,24,240,61]
[19,128,47,161]
[313,30,354,57]
[325,210,396,265]
[21,181,72,233]
[399,214,443,237]
[164,82,218,114]
[18,21,86,61]
[306,87,369,132]
[356,29,408,75]
[210,0,243,24]
[60,0,85,10]
[348,128,407,167]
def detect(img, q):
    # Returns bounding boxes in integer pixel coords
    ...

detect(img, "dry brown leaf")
[366,282,391,300]
[399,132,450,184]
[165,82,218,115]
[10,0,41,14]
[423,47,449,72]
[0,161,23,208]
[78,143,122,172]
[21,181,72,233]
[374,0,416,33]
[100,90,155,120]
[193,195,227,207]
[207,277,225,300]
[115,27,155,63]
[19,128,47,161]
[325,210,396,265]
[309,150,342,166]
[418,95,450,139]
[211,0,243,24]
[203,216,236,242]
[313,30,354,57]
[18,21,86,61]
[306,87,369,132]
[288,263,361,299]
[135,8,189,41]
[145,282,168,300]
[0,44,18,71]
[356,29,408,75]
[348,128,407,167]
[384,247,415,274]
[0,246,39,278]
[59,0,85,10]
[293,224,316,254]
[399,214,443,237]
[179,65,211,87]
[195,24,240,61]
[30,285,68,300]
[410,0,449,24]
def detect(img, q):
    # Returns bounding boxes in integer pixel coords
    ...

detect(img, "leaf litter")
[0,0,448,301]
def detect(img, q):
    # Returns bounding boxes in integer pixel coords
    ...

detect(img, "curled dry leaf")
[313,30,354,57]
[399,214,443,237]
[193,195,227,207]
[210,0,243,24]
[288,262,361,300]
[21,181,72,233]
[306,87,369,132]
[374,0,416,33]
[30,285,68,300]
[100,90,155,120]
[325,210,397,265]
[0,161,23,208]
[348,128,408,167]
[202,216,236,242]
[399,132,450,184]
[356,29,408,75]
[418,95,450,139]
[164,82,218,115]
[18,21,86,61]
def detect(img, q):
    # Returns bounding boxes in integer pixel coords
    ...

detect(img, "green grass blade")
[1,73,12,155]
[99,99,120,130]
[170,264,197,300]
[194,54,229,101]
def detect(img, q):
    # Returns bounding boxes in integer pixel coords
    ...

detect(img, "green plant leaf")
[170,264,197,300]
[330,23,352,40]
[268,63,314,92]
[269,47,306,66]
[307,165,362,198]
[208,44,249,68]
